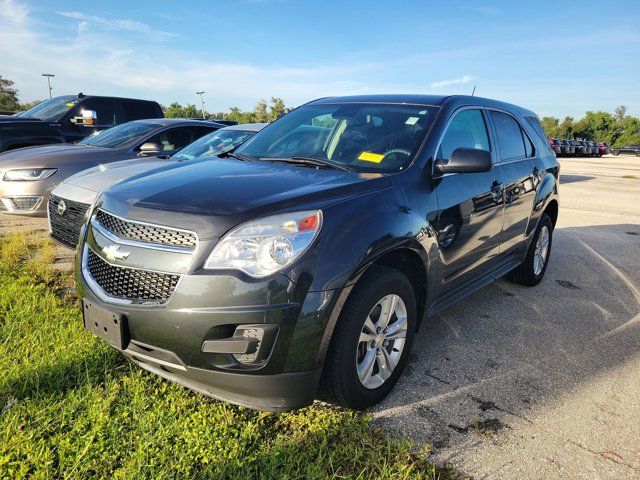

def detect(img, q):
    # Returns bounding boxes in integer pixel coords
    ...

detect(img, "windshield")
[78,122,159,148]
[237,103,438,172]
[16,97,78,121]
[172,129,258,161]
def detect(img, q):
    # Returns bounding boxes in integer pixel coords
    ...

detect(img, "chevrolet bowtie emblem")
[102,244,131,262]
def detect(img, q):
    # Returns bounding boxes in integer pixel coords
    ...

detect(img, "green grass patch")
[0,232,457,479]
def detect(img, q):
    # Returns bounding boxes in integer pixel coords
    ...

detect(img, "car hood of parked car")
[62,157,174,193]
[0,143,113,170]
[99,158,392,239]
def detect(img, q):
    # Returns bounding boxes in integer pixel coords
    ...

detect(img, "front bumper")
[0,180,52,216]
[76,243,339,411]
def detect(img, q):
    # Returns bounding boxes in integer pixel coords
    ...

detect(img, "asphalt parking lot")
[374,155,640,479]
[1,155,638,480]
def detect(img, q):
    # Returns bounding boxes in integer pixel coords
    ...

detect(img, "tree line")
[163,97,290,123]
[540,106,640,146]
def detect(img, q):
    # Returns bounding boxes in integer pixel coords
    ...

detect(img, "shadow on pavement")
[373,223,640,474]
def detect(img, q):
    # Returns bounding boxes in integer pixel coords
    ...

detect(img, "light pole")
[196,91,206,119]
[42,74,55,99]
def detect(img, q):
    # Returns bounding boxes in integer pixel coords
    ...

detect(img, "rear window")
[122,101,161,121]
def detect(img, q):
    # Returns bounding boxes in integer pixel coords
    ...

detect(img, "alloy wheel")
[533,225,550,276]
[356,294,408,389]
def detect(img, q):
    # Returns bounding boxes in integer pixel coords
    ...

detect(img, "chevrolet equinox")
[76,95,559,411]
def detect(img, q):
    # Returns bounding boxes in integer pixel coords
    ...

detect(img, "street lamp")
[42,74,55,99]
[196,91,206,119]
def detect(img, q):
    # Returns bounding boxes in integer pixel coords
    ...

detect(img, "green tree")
[269,97,288,121]
[0,75,20,112]
[181,103,199,118]
[163,102,184,118]
[557,116,575,139]
[573,111,621,143]
[615,116,640,147]
[613,105,627,123]
[540,116,560,138]
[253,99,269,123]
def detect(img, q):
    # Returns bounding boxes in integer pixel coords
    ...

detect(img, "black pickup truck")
[0,94,163,152]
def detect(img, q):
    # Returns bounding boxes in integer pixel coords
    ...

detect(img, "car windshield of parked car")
[172,129,258,161]
[77,122,159,148]
[15,97,78,121]
[237,103,439,172]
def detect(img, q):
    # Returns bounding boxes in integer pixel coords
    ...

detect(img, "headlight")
[3,168,57,181]
[204,210,322,278]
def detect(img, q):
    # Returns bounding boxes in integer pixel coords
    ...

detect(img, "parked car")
[0,119,223,216]
[76,94,559,411]
[1,94,163,152]
[558,139,574,156]
[548,138,561,155]
[598,142,609,156]
[588,141,599,156]
[611,144,640,156]
[48,123,267,248]
[572,140,589,156]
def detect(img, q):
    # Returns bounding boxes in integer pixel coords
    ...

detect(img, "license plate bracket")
[83,299,128,350]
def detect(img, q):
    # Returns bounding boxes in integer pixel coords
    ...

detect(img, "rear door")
[432,107,506,297]
[487,109,539,256]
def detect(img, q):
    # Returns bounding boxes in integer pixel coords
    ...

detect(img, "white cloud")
[56,11,176,37]
[430,75,475,89]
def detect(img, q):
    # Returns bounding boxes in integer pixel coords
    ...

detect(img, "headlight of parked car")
[204,210,322,278]
[3,168,57,181]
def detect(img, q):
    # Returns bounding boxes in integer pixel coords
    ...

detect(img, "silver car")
[0,119,223,216]
[48,123,267,248]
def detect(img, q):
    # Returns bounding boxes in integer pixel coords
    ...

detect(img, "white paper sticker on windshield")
[405,117,419,125]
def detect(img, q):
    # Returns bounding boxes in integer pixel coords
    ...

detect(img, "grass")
[0,232,458,479]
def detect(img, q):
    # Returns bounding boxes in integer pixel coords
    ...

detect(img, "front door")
[432,108,505,297]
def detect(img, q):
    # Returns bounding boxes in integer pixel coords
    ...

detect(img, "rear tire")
[318,265,416,409]
[507,214,553,287]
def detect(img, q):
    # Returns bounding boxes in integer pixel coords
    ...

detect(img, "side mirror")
[138,142,162,156]
[71,109,97,126]
[435,147,492,174]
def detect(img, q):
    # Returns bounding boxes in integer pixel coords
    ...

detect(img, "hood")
[0,115,49,124]
[64,157,173,193]
[99,158,391,238]
[0,143,112,169]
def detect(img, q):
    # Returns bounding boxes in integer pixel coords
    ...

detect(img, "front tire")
[507,214,553,286]
[319,265,416,409]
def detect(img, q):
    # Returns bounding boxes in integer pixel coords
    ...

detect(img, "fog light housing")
[201,324,279,366]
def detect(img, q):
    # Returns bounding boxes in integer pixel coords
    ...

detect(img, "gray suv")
[76,95,559,411]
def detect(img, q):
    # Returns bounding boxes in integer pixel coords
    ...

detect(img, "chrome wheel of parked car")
[533,225,550,276]
[357,294,407,389]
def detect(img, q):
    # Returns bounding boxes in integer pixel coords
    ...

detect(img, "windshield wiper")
[260,156,353,173]
[217,151,253,162]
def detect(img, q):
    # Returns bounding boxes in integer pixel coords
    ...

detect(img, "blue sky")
[1,0,639,118]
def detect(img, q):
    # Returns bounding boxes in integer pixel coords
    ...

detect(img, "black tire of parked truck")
[507,213,553,287]
[318,265,416,409]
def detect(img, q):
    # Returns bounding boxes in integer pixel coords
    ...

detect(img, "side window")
[143,127,196,152]
[194,126,218,138]
[438,109,490,160]
[490,111,532,161]
[122,101,161,121]
[77,99,121,127]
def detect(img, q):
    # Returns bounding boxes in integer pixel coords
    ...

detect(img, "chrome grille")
[49,195,90,248]
[86,249,180,303]
[95,209,197,249]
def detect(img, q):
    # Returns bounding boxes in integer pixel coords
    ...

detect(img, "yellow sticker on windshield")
[358,151,384,163]
[66,102,76,107]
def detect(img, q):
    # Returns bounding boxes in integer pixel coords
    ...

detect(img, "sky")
[1,0,639,119]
